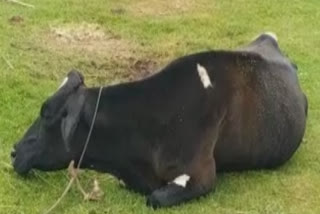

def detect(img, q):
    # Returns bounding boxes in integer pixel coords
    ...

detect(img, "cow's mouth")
[11,149,33,175]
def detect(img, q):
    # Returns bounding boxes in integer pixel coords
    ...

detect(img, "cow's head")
[11,71,86,175]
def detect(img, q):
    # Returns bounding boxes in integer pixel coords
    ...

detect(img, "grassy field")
[0,0,320,213]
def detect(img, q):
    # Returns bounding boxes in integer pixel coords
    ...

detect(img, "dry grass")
[42,23,135,59]
[123,0,196,16]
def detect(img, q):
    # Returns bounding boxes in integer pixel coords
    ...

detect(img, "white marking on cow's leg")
[171,174,190,188]
[197,64,212,88]
[264,32,278,42]
[58,77,68,89]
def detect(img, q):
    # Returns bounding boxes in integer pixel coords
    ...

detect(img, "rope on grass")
[43,162,103,214]
[42,161,76,214]
[5,0,35,8]
[1,55,14,70]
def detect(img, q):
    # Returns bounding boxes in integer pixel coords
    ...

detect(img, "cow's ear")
[41,70,84,125]
[61,87,86,151]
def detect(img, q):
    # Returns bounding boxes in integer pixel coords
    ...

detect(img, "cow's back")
[214,34,307,171]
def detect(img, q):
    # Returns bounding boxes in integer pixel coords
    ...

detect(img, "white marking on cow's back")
[264,32,278,42]
[197,63,212,88]
[58,77,68,89]
[171,174,190,188]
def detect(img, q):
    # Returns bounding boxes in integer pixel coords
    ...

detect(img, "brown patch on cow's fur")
[128,0,195,16]
[42,23,135,58]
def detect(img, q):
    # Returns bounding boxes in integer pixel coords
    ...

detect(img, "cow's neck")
[72,87,137,180]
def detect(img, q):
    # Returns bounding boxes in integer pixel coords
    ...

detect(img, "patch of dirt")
[128,0,195,16]
[110,8,126,15]
[77,57,159,83]
[38,23,162,84]
[9,15,24,25]
[43,23,134,58]
[128,58,159,80]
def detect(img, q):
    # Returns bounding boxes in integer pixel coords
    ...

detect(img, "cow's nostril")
[11,150,16,158]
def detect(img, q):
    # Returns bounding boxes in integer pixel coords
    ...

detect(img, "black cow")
[11,33,308,208]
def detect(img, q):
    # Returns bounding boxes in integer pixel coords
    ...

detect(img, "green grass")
[0,0,320,213]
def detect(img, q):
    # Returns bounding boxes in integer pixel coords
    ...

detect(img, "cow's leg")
[146,157,216,208]
[120,165,163,195]
[146,107,226,208]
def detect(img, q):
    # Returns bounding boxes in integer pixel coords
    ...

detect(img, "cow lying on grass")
[11,33,308,208]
